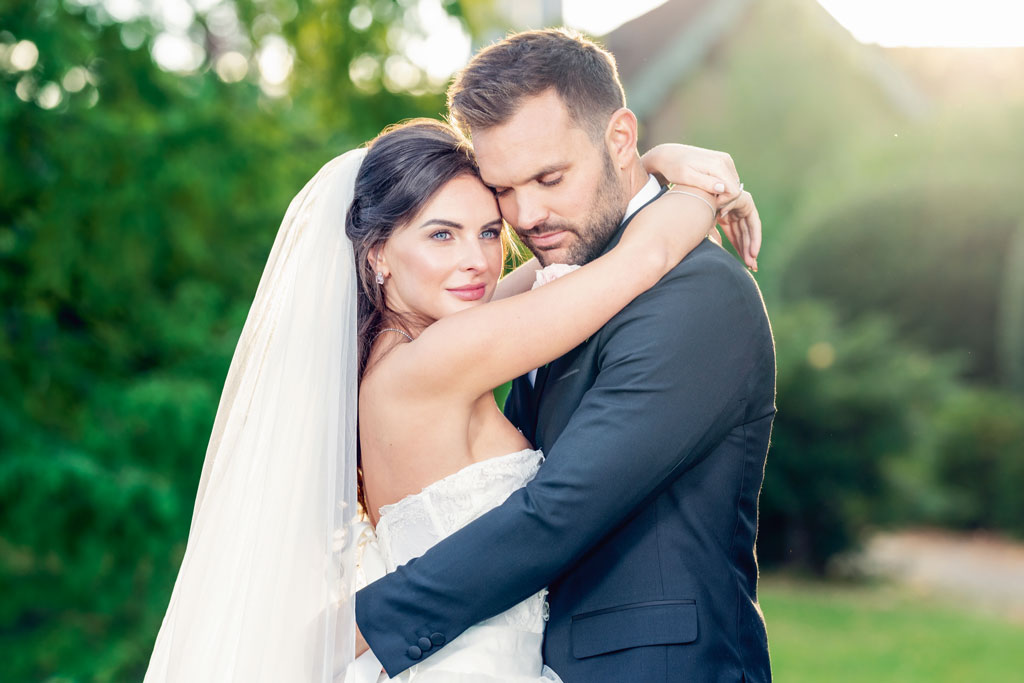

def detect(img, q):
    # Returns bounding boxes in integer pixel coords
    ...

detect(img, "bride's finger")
[680,169,733,196]
[743,217,755,268]
[717,213,733,248]
[727,214,748,268]
[745,217,759,271]
[721,212,739,257]
[738,217,748,266]
[729,194,755,266]
[746,198,762,261]
[717,192,741,214]
[723,215,742,261]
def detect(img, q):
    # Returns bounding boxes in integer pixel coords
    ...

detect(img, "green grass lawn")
[760,576,1024,682]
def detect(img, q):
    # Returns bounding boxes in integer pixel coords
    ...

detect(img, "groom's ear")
[604,107,639,170]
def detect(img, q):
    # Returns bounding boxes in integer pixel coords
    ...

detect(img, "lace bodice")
[374,449,549,634]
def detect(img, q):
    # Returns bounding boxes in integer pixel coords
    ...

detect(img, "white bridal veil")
[144,148,368,682]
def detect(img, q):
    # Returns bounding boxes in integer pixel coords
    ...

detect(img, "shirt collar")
[622,174,661,224]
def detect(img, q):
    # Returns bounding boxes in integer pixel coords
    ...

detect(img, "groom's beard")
[521,154,627,267]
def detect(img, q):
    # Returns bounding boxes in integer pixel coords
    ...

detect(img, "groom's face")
[472,89,628,266]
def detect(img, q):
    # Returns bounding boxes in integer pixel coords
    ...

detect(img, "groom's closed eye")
[485,162,570,198]
[490,177,561,198]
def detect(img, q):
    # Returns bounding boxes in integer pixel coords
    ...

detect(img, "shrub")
[759,301,957,572]
[929,388,1024,537]
[780,183,1023,385]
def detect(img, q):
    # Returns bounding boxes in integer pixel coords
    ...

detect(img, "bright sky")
[816,0,1024,47]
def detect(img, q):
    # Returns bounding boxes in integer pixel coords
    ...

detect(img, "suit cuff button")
[407,645,422,660]
[430,632,445,646]
[417,637,432,651]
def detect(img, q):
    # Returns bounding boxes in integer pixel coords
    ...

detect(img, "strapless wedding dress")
[352,448,561,682]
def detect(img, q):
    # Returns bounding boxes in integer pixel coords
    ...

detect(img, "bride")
[142,118,758,682]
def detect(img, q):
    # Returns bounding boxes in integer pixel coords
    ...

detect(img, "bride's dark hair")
[346,119,481,516]
[346,118,480,380]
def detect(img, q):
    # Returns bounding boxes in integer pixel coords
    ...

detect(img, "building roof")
[601,0,716,86]
[602,0,753,119]
[602,0,929,121]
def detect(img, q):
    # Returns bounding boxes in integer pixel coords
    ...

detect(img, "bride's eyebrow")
[419,218,463,230]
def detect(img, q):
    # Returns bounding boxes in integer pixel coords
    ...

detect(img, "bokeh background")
[2,0,1023,680]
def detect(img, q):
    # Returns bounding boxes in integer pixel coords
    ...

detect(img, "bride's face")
[378,174,503,325]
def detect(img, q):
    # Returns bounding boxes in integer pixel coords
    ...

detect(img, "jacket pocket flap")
[571,600,698,659]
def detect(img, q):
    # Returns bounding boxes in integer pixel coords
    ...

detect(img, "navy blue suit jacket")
[357,195,776,682]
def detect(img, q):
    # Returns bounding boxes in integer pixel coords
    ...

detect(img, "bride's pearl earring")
[375,272,385,285]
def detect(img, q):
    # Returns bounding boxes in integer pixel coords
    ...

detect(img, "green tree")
[780,180,1023,384]
[759,302,957,572]
[1,1,488,679]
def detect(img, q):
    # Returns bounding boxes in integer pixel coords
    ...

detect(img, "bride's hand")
[716,190,760,271]
[641,143,743,204]
[640,143,761,271]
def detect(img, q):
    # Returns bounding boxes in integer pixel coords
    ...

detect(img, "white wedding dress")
[144,151,567,682]
[353,448,561,683]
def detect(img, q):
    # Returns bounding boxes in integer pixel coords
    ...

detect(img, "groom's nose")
[514,191,549,233]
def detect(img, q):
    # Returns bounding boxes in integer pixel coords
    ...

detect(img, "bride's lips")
[527,230,567,248]
[447,283,487,301]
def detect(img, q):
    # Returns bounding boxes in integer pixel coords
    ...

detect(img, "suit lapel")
[529,362,552,439]
[533,343,587,448]
[533,362,552,399]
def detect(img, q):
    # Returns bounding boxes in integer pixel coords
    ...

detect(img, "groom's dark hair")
[447,28,626,141]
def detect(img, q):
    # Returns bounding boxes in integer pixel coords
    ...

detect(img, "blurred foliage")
[0,0,488,679]
[998,222,1024,394]
[927,389,1024,536]
[780,182,1024,384]
[761,302,1024,572]
[758,100,1024,568]
[758,302,958,571]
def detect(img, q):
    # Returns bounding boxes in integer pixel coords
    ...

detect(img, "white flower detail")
[531,263,581,290]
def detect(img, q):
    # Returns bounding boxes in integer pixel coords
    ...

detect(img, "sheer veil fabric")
[144,149,367,682]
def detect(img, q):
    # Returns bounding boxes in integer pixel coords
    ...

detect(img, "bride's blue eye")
[430,230,452,240]
[481,228,500,239]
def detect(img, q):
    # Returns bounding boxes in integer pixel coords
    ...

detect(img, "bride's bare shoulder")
[361,324,465,400]
[361,337,409,388]
[360,335,439,405]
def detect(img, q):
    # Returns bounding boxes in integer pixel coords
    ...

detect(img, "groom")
[356,28,775,681]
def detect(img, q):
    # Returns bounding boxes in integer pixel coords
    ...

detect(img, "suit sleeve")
[356,251,771,676]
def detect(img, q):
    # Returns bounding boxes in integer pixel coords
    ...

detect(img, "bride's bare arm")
[494,143,760,304]
[389,187,719,400]
[641,143,741,200]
